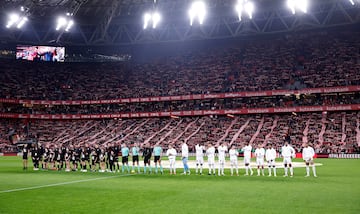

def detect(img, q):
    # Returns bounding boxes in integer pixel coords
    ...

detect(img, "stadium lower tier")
[1,111,359,154]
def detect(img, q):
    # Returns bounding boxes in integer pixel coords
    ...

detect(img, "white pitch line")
[0,174,134,194]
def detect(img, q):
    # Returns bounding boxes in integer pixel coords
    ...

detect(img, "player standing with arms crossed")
[121,143,130,174]
[166,144,177,175]
[153,143,163,174]
[131,143,140,174]
[181,140,190,175]
[242,142,253,176]
[281,141,296,177]
[217,142,228,176]
[229,144,239,176]
[254,144,265,176]
[206,143,216,175]
[22,144,29,170]
[265,144,277,176]
[302,143,317,177]
[195,143,205,175]
[142,143,153,174]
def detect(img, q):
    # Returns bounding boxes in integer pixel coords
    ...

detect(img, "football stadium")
[0,0,359,213]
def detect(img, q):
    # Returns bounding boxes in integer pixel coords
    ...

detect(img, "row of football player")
[21,141,317,177]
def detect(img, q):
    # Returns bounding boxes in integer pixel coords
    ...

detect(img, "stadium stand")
[0,31,359,154]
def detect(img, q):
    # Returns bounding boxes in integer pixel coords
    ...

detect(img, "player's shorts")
[208,157,215,165]
[283,157,292,165]
[122,156,129,164]
[169,157,176,165]
[144,157,151,164]
[267,159,275,166]
[230,158,238,166]
[23,155,28,160]
[196,156,204,164]
[256,158,264,166]
[154,156,161,163]
[244,157,251,165]
[303,157,313,163]
[114,157,119,162]
[132,155,139,162]
[218,157,226,164]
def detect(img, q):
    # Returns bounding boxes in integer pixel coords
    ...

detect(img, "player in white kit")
[195,143,205,175]
[254,144,265,176]
[217,142,228,176]
[206,143,216,175]
[302,143,317,177]
[242,142,253,176]
[265,144,277,176]
[166,144,177,175]
[229,144,239,176]
[281,141,296,177]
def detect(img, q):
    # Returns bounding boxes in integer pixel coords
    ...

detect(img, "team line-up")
[22,140,317,177]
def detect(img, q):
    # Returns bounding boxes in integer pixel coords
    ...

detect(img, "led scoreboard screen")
[16,45,65,62]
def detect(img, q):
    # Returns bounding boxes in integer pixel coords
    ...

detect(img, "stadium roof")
[0,0,359,46]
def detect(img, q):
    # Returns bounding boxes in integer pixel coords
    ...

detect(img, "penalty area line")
[0,174,134,194]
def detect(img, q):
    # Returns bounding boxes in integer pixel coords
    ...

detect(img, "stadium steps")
[172,118,198,144]
[250,117,264,144]
[302,118,310,144]
[156,119,183,145]
[318,113,327,146]
[216,118,238,146]
[143,120,173,144]
[357,117,360,147]
[264,116,278,144]
[229,118,250,147]
[184,121,205,144]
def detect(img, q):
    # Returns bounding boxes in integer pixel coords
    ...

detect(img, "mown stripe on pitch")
[0,174,134,194]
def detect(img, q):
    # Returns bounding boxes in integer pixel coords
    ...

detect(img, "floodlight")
[235,2,243,21]
[143,13,151,29]
[6,13,20,28]
[287,0,308,14]
[244,1,254,19]
[287,0,296,14]
[143,12,161,29]
[189,1,206,26]
[65,20,74,32]
[152,12,161,29]
[235,0,254,21]
[16,17,28,29]
[298,0,308,13]
[56,15,74,32]
[349,0,355,5]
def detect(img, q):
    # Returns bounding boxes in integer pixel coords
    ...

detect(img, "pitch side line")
[0,174,134,194]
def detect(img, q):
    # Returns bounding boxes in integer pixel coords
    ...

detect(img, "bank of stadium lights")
[56,13,74,32]
[6,6,29,29]
[189,1,206,26]
[143,12,161,29]
[235,0,254,21]
[287,0,308,14]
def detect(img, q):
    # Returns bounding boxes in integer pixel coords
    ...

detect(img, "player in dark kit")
[65,148,71,172]
[31,145,40,170]
[43,147,49,170]
[60,145,67,170]
[85,144,92,170]
[80,146,87,172]
[54,146,60,170]
[38,144,45,169]
[142,143,153,174]
[22,144,29,170]
[113,144,120,172]
[109,150,116,172]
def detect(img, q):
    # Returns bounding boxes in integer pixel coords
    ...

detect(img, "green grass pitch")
[0,157,359,214]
